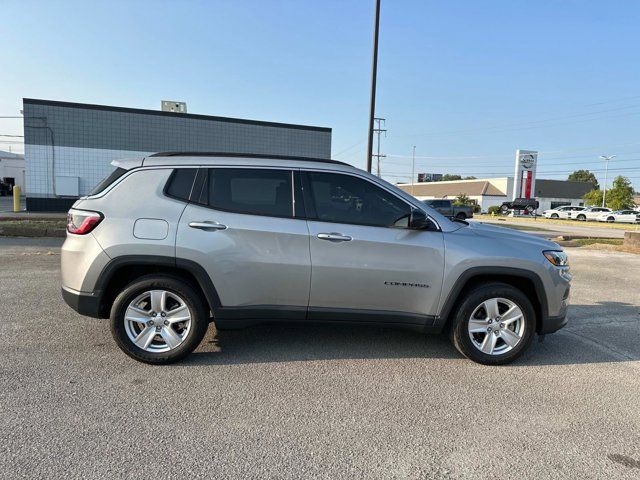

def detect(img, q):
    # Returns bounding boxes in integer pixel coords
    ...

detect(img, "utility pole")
[600,155,616,207]
[366,0,381,173]
[411,145,416,195]
[372,117,386,177]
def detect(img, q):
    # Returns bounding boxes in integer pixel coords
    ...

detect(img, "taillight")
[67,209,103,235]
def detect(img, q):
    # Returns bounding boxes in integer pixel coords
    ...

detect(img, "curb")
[0,226,66,238]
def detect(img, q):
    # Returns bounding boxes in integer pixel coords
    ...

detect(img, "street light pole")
[366,0,381,173]
[600,155,616,207]
[411,145,416,195]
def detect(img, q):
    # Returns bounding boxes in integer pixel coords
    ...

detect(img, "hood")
[465,221,561,250]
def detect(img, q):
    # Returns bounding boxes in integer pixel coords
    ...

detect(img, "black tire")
[607,216,615,223]
[455,212,467,220]
[449,282,536,365]
[551,213,559,219]
[500,204,509,213]
[525,205,534,214]
[576,214,586,221]
[110,275,209,364]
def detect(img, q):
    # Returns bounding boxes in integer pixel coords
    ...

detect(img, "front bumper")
[62,286,102,318]
[540,313,568,334]
[539,281,570,334]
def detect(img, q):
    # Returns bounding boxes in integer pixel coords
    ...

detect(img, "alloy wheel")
[467,297,525,356]
[123,290,192,353]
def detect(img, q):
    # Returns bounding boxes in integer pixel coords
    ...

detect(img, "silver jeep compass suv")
[62,153,571,365]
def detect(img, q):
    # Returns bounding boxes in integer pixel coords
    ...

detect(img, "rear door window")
[200,168,293,218]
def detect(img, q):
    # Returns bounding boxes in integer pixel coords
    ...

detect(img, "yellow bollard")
[13,185,21,212]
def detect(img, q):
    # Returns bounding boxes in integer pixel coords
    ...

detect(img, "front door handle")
[189,221,227,231]
[317,232,352,242]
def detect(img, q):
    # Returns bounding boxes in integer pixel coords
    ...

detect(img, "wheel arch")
[94,255,221,318]
[437,267,548,334]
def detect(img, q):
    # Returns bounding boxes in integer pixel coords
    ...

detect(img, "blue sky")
[1,0,639,189]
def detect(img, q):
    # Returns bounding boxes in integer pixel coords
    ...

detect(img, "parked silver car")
[62,153,571,365]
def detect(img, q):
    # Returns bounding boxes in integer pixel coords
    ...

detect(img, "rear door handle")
[189,221,227,231]
[317,232,352,242]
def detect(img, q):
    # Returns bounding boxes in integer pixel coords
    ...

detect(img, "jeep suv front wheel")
[110,275,209,364]
[450,283,535,365]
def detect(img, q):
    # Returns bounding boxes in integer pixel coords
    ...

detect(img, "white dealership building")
[398,150,594,213]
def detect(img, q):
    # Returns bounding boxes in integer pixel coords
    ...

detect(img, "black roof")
[535,179,594,199]
[149,151,348,165]
[23,98,331,132]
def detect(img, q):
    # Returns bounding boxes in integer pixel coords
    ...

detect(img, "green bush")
[487,205,501,215]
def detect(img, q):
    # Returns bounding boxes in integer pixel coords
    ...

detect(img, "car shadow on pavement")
[187,323,460,365]
[181,301,640,367]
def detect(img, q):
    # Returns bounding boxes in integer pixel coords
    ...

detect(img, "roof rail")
[148,151,348,165]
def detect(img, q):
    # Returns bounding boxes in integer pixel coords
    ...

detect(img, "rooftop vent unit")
[161,100,187,113]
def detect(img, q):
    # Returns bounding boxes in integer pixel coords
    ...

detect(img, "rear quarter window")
[164,169,197,202]
[89,167,127,195]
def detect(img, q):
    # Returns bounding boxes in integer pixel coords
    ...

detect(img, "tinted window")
[305,172,411,227]
[89,167,127,195]
[165,169,197,201]
[203,168,293,217]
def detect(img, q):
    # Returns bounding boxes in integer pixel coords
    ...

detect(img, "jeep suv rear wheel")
[110,275,209,364]
[450,283,535,365]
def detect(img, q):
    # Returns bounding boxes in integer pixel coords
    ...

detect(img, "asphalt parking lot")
[1,238,639,479]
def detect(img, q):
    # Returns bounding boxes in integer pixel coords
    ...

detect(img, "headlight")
[543,250,569,267]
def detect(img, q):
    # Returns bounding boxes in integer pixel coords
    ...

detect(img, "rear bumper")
[61,286,102,318]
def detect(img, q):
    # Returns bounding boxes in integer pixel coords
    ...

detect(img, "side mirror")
[409,208,432,230]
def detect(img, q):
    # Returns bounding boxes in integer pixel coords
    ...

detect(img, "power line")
[387,141,640,161]
[333,138,367,157]
[380,166,640,179]
[396,103,640,139]
[383,155,640,169]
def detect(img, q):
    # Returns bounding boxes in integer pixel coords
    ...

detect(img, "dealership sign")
[513,150,538,200]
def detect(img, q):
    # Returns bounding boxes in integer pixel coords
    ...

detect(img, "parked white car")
[573,206,612,221]
[596,210,640,223]
[543,205,586,219]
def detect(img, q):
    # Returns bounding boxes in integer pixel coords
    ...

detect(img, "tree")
[442,174,462,181]
[606,176,635,210]
[568,170,599,190]
[583,189,603,207]
[582,176,634,210]
[453,193,472,206]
